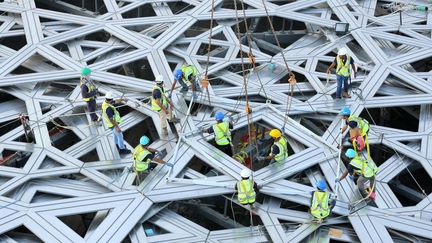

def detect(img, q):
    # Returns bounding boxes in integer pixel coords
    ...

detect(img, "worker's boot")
[162,127,168,135]
[170,117,180,123]
[119,148,131,155]
[342,91,351,98]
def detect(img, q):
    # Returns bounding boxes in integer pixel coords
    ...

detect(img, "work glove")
[334,178,340,183]
[166,162,174,167]
[191,92,198,100]
[256,156,265,161]
[349,175,354,181]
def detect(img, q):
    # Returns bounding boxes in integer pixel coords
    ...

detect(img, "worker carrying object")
[310,180,335,222]
[340,107,370,153]
[335,148,378,199]
[202,112,234,156]
[259,129,288,163]
[151,74,178,135]
[80,67,101,125]
[235,169,259,208]
[326,47,356,99]
[102,92,131,155]
[133,135,172,173]
[169,64,201,99]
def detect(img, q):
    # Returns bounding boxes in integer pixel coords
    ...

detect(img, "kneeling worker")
[310,180,335,222]
[260,129,288,163]
[235,169,259,209]
[133,135,172,173]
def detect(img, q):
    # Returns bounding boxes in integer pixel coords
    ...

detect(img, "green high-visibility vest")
[271,136,288,162]
[348,115,369,136]
[133,145,151,172]
[310,191,330,219]
[237,179,256,204]
[212,121,231,146]
[102,101,122,128]
[350,157,378,178]
[151,85,168,111]
[181,65,197,85]
[336,55,351,77]
[80,78,96,102]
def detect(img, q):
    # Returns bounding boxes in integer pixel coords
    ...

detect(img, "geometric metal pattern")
[1,0,432,242]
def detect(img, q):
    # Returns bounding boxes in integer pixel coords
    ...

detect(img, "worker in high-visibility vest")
[202,112,234,156]
[326,47,356,99]
[80,67,100,124]
[335,149,378,198]
[133,135,172,173]
[169,64,201,99]
[235,169,259,208]
[151,74,178,135]
[310,180,335,221]
[340,107,370,152]
[259,129,288,163]
[102,92,130,155]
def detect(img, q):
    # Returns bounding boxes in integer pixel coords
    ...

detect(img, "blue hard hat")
[140,136,150,145]
[340,107,351,116]
[215,112,224,121]
[316,180,327,191]
[345,148,356,158]
[174,69,183,80]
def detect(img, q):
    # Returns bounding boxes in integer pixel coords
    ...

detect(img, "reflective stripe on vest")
[80,79,96,102]
[181,65,197,85]
[348,115,369,136]
[336,55,351,77]
[310,191,330,219]
[213,121,231,146]
[271,136,288,162]
[102,101,122,128]
[237,179,256,204]
[350,157,378,178]
[151,85,168,111]
[133,145,151,172]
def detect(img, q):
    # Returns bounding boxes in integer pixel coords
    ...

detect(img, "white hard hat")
[240,168,251,178]
[338,47,348,55]
[155,74,164,83]
[105,92,114,99]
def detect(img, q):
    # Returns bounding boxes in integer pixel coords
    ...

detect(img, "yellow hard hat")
[269,129,281,138]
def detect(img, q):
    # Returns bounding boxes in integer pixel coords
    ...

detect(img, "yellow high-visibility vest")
[310,191,330,219]
[102,101,122,128]
[133,145,151,172]
[271,136,288,162]
[151,85,168,111]
[348,115,369,136]
[237,179,256,204]
[212,121,231,146]
[350,157,378,178]
[336,55,351,77]
[80,78,96,102]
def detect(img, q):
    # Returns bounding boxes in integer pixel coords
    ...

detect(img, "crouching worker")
[235,169,259,210]
[133,135,173,175]
[310,180,336,222]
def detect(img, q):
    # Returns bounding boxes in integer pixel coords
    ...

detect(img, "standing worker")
[151,74,178,135]
[80,67,100,124]
[235,168,259,209]
[169,64,201,99]
[335,149,378,199]
[340,107,370,153]
[102,92,130,155]
[259,129,288,163]
[326,47,356,99]
[202,112,234,156]
[133,135,172,174]
[310,180,335,222]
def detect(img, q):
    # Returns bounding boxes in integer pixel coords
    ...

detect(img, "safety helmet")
[348,120,358,129]
[81,67,91,76]
[215,112,224,121]
[316,180,327,191]
[105,92,114,99]
[345,148,356,158]
[140,136,150,145]
[240,168,251,178]
[338,47,348,56]
[340,107,351,116]
[174,69,183,80]
[269,129,281,138]
[155,74,164,84]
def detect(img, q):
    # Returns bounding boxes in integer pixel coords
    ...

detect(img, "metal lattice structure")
[1,0,432,242]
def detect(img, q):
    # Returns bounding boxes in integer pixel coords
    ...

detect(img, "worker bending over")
[326,47,356,99]
[102,92,130,155]
[340,107,370,153]
[133,135,171,174]
[170,64,201,99]
[336,149,378,199]
[80,67,100,125]
[259,129,288,163]
[151,74,178,135]
[310,180,335,222]
[235,169,259,209]
[202,112,233,156]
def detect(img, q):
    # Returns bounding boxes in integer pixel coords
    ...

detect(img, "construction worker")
[202,112,233,156]
[80,67,100,124]
[326,47,356,99]
[133,135,172,173]
[340,107,369,152]
[151,74,178,135]
[259,129,288,163]
[235,168,259,208]
[169,64,201,99]
[335,149,378,198]
[102,92,131,155]
[310,180,335,221]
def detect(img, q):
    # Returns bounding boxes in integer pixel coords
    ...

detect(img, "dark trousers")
[217,144,233,157]
[86,99,98,121]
